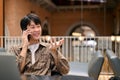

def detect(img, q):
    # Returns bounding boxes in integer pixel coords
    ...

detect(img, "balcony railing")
[1,36,120,74]
[0,36,119,61]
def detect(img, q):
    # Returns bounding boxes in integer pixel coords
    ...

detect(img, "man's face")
[27,21,41,40]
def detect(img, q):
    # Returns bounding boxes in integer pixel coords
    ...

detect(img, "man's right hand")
[21,30,31,48]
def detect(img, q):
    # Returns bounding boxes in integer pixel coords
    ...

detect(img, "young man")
[11,13,69,76]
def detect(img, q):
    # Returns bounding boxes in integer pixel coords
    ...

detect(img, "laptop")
[0,54,21,80]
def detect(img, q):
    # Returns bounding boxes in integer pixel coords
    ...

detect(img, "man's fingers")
[59,39,64,45]
[56,39,64,46]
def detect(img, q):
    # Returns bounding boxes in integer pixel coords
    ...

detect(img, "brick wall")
[51,10,114,36]
[0,0,3,36]
[5,0,51,36]
[4,0,117,36]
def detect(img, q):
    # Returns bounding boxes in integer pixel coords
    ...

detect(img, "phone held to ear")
[23,28,31,41]
[27,34,31,41]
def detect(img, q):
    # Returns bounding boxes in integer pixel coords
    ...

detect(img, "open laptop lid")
[0,54,21,80]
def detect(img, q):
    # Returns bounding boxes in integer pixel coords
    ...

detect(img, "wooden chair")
[106,49,120,76]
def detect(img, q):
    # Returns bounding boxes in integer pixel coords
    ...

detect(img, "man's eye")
[37,25,40,27]
[31,26,35,29]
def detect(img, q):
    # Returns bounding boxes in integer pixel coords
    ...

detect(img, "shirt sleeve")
[9,46,24,71]
[50,50,70,75]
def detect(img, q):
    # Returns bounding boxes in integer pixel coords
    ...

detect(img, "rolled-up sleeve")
[50,50,70,75]
[9,47,24,69]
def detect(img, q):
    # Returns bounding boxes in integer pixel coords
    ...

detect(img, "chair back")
[0,48,6,54]
[88,50,104,80]
[106,49,120,76]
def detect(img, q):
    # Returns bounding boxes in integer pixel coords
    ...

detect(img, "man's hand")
[22,30,31,48]
[49,38,64,50]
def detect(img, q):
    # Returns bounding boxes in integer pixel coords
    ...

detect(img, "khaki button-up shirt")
[10,43,69,76]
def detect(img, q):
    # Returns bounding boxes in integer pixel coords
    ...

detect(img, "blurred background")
[0,0,120,79]
[2,0,120,37]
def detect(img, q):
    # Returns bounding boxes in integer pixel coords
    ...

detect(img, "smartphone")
[27,34,31,41]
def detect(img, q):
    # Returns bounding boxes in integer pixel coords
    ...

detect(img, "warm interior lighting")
[72,32,81,36]
[111,36,115,41]
[116,36,120,42]
[78,36,84,41]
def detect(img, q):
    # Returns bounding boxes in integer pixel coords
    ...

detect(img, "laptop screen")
[0,54,21,80]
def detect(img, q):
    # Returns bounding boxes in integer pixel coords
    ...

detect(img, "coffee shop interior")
[0,0,120,80]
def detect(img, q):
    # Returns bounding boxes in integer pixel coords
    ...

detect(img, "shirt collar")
[19,42,50,51]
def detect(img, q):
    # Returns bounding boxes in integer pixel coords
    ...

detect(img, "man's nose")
[34,27,40,31]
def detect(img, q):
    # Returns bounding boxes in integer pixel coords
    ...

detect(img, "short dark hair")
[20,13,41,31]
